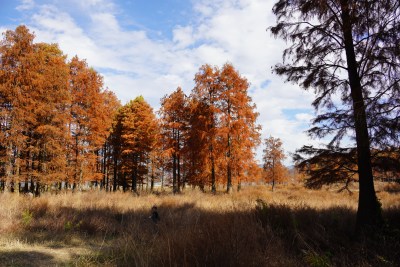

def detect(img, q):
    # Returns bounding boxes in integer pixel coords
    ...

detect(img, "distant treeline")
[0,26,262,195]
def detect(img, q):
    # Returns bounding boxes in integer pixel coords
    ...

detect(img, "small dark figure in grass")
[150,205,160,224]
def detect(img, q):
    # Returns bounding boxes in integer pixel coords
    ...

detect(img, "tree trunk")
[173,153,177,193]
[132,154,138,193]
[150,167,154,191]
[211,153,216,193]
[35,181,40,197]
[340,1,382,231]
[177,153,181,193]
[227,133,232,193]
[113,149,118,192]
[102,145,107,190]
[272,160,275,192]
[30,178,34,193]
[177,131,181,193]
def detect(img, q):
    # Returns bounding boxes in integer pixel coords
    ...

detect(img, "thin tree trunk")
[132,154,138,193]
[150,165,154,191]
[177,153,181,193]
[35,181,40,197]
[227,133,232,193]
[272,160,275,192]
[102,144,107,190]
[177,131,181,193]
[113,150,118,192]
[211,153,216,193]
[173,153,177,193]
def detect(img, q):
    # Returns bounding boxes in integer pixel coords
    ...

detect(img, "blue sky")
[0,0,316,164]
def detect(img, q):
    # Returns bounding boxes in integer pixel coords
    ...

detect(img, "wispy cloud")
[16,0,35,11]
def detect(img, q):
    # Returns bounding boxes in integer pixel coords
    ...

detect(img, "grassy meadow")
[0,183,399,267]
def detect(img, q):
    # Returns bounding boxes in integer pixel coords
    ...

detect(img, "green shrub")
[21,210,33,226]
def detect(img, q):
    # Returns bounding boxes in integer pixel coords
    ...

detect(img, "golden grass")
[0,184,399,266]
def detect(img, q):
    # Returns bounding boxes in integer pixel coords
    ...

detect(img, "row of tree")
[1,25,286,195]
[0,26,120,194]
[107,63,263,194]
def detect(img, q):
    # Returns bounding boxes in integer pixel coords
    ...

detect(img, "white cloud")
[295,113,314,122]
[16,0,35,11]
[173,26,196,49]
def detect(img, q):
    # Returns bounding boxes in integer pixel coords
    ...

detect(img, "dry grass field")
[0,183,399,266]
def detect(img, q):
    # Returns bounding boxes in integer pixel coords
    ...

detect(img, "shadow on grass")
[0,251,54,267]
[9,199,400,267]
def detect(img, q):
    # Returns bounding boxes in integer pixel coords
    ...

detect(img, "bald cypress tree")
[270,0,399,231]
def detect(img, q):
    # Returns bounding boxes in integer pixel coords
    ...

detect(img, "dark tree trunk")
[226,132,232,193]
[24,179,28,193]
[150,168,154,191]
[30,178,34,193]
[35,181,40,197]
[211,154,216,193]
[105,171,109,192]
[122,173,127,192]
[177,153,181,193]
[113,151,118,192]
[132,154,138,193]
[271,160,275,192]
[340,1,382,231]
[172,153,177,193]
[102,145,107,190]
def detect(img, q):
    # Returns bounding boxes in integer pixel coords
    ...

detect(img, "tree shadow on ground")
[0,251,54,267]
[7,200,400,267]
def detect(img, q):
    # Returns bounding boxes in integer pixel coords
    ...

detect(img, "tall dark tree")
[270,0,399,231]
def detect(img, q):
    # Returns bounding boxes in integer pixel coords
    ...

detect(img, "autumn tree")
[24,43,71,195]
[108,107,124,191]
[0,25,119,193]
[67,56,116,190]
[114,96,158,193]
[189,64,261,192]
[270,0,399,230]
[185,98,212,191]
[159,87,190,193]
[262,136,286,191]
[191,65,221,193]
[218,63,261,192]
[0,25,36,192]
[97,90,120,191]
[0,26,71,195]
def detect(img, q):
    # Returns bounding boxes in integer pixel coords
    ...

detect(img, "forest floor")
[0,183,399,266]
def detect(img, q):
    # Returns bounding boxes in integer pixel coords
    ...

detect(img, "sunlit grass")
[0,184,399,266]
